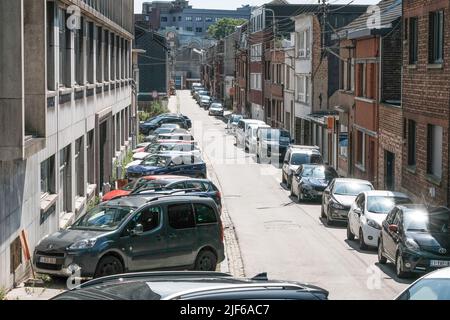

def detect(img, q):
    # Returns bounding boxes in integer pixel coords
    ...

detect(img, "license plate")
[39,257,57,264]
[430,260,450,268]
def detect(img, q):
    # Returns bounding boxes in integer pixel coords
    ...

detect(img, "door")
[385,151,395,191]
[350,194,363,235]
[383,209,399,258]
[166,203,197,267]
[120,206,167,271]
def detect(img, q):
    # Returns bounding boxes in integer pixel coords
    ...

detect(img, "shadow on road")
[318,216,347,229]
[374,263,417,285]
[344,239,377,255]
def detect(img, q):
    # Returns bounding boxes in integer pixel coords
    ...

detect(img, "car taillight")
[215,191,221,200]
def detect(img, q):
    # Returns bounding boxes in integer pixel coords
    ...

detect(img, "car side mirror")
[130,224,144,236]
[388,224,398,233]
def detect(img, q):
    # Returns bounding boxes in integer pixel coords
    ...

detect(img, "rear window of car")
[194,204,217,224]
[168,204,195,229]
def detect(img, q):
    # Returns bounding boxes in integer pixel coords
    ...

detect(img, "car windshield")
[367,196,411,214]
[154,128,173,134]
[290,153,322,165]
[333,182,373,196]
[141,155,169,167]
[302,166,337,180]
[404,210,450,233]
[201,96,210,101]
[122,179,142,191]
[399,279,450,300]
[71,206,134,231]
[211,104,222,108]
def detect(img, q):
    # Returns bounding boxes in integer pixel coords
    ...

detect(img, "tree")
[207,18,247,40]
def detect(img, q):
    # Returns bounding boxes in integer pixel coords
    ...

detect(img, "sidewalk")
[5,278,66,300]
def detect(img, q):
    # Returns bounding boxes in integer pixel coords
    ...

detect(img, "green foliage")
[139,111,151,122]
[149,100,169,118]
[87,196,101,211]
[0,287,6,300]
[138,133,146,144]
[207,18,247,40]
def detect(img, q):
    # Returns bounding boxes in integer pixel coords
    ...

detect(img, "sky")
[134,0,379,13]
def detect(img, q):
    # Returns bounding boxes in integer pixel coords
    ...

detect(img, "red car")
[102,175,191,202]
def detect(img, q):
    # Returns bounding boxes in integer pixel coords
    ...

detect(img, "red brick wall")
[312,16,329,112]
[402,0,450,205]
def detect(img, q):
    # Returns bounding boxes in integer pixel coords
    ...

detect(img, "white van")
[236,119,266,147]
[245,123,270,153]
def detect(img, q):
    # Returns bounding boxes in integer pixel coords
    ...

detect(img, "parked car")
[347,191,412,250]
[193,88,207,101]
[133,142,152,153]
[140,115,187,135]
[126,153,207,180]
[143,127,186,142]
[321,178,374,225]
[245,123,270,153]
[281,145,323,188]
[34,195,225,278]
[235,119,266,147]
[200,95,212,109]
[290,165,339,202]
[132,178,222,212]
[256,128,292,162]
[52,271,329,300]
[227,114,243,132]
[145,132,194,144]
[133,142,200,161]
[101,175,191,202]
[378,205,450,278]
[395,267,450,300]
[191,83,203,94]
[195,91,209,103]
[208,103,224,116]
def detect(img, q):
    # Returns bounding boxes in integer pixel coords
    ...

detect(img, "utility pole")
[320,0,328,57]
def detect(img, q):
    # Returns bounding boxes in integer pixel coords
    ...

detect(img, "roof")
[333,178,373,184]
[363,190,410,198]
[336,0,402,40]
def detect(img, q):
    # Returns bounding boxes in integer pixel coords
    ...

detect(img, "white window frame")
[296,75,309,103]
[250,73,262,91]
[356,130,365,168]
[250,43,262,62]
[297,28,311,58]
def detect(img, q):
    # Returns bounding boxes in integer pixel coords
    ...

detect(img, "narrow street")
[169,90,413,300]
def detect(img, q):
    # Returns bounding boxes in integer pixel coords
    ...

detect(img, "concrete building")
[402,0,450,205]
[333,0,402,188]
[142,0,251,37]
[0,0,134,290]
[283,36,296,138]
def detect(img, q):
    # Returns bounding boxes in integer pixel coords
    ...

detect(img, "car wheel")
[256,153,260,163]
[378,240,387,264]
[290,184,294,197]
[195,249,217,271]
[321,204,326,218]
[395,253,410,279]
[347,223,355,240]
[359,228,368,250]
[286,175,291,189]
[94,255,124,278]
[282,173,286,185]
[298,188,303,203]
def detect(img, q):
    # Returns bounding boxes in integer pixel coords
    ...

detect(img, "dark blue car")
[127,153,207,180]
[140,115,189,135]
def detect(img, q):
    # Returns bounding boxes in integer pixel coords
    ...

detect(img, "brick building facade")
[402,0,450,205]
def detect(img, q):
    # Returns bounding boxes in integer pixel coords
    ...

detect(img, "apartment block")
[0,0,134,290]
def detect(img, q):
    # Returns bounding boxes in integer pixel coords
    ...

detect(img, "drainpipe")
[378,35,383,189]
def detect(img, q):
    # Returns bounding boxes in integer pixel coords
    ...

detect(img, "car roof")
[421,267,450,279]
[363,190,410,198]
[333,178,373,184]
[61,271,328,300]
[141,175,190,181]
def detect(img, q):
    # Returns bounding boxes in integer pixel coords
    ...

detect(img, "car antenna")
[251,272,268,281]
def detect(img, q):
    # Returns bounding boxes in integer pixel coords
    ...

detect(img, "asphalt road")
[170,90,414,300]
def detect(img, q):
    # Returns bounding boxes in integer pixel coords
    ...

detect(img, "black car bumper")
[401,250,450,274]
[33,249,99,278]
[328,206,351,221]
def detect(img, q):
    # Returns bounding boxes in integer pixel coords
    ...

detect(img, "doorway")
[385,151,395,191]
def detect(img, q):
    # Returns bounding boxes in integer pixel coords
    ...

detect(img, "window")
[74,19,84,85]
[185,181,208,191]
[86,130,95,185]
[339,125,348,158]
[286,65,290,89]
[297,28,311,58]
[429,11,444,64]
[185,16,192,21]
[407,119,416,166]
[40,155,56,197]
[96,26,102,83]
[264,61,271,80]
[186,26,193,32]
[356,130,365,167]
[86,21,94,84]
[195,17,202,22]
[195,27,203,33]
[427,124,443,178]
[296,75,309,103]
[178,16,182,21]
[128,207,161,233]
[58,7,71,87]
[250,44,262,61]
[47,2,55,90]
[168,203,196,229]
[173,16,176,22]
[161,16,168,22]
[357,63,367,97]
[250,73,262,90]
[60,145,72,213]
[251,11,264,33]
[75,137,84,197]
[194,204,217,224]
[409,17,418,64]
[205,17,213,22]
[104,30,109,80]
[340,59,355,91]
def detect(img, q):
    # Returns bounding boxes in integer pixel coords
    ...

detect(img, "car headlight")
[330,202,345,210]
[405,238,420,251]
[68,238,97,250]
[367,219,381,230]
